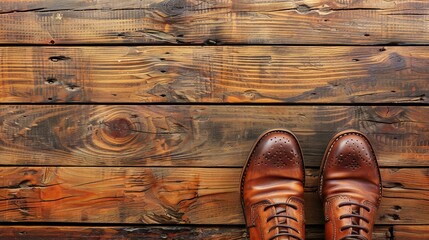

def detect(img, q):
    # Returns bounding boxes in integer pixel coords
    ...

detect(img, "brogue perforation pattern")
[254,135,301,168]
[329,136,375,171]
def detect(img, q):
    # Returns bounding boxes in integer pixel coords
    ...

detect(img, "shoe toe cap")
[321,131,382,203]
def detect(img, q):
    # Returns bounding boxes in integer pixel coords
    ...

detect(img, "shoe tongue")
[276,206,287,224]
[350,206,361,235]
[270,205,293,238]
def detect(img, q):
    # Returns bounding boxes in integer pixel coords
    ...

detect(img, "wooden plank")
[0,226,247,240]
[1,105,428,167]
[0,46,428,104]
[0,167,425,225]
[0,225,392,239]
[393,225,429,240]
[0,0,428,45]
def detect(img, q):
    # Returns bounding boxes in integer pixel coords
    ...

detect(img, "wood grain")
[0,225,392,240]
[393,225,429,240]
[0,167,425,225]
[0,226,247,240]
[0,0,428,45]
[0,46,428,103]
[1,105,428,167]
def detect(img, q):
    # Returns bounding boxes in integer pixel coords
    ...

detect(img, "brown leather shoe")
[241,129,305,240]
[319,130,382,240]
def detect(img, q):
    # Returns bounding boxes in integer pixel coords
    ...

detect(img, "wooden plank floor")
[0,47,427,104]
[0,0,428,239]
[0,167,425,225]
[1,0,429,45]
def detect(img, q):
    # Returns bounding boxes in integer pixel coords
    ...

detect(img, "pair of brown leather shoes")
[241,129,382,240]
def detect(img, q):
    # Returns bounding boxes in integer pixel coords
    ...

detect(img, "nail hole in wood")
[204,39,220,45]
[49,56,71,62]
[66,84,79,91]
[19,180,33,188]
[46,78,58,84]
[392,205,402,211]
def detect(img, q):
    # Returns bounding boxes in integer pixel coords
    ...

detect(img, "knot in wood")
[296,4,311,14]
[103,118,133,139]
[159,0,187,16]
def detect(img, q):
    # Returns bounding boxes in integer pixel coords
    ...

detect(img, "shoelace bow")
[338,202,370,240]
[263,203,302,240]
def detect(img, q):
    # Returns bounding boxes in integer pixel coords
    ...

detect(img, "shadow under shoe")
[241,129,305,240]
[319,130,382,240]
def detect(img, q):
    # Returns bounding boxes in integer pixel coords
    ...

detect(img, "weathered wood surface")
[393,225,429,239]
[0,225,392,240]
[1,0,429,45]
[0,167,426,225]
[0,226,247,240]
[1,105,428,167]
[0,46,428,103]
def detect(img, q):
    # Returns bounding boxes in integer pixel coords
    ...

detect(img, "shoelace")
[263,203,302,240]
[338,202,370,240]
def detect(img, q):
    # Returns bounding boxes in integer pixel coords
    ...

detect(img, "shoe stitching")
[327,195,352,240]
[250,200,271,226]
